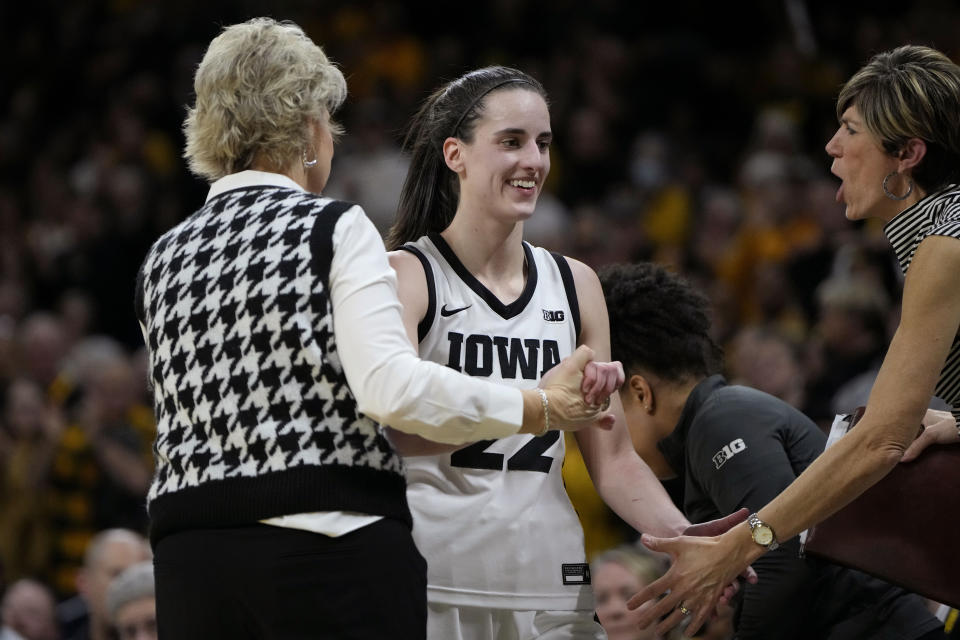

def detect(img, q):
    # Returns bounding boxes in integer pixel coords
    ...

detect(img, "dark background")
[1,0,958,606]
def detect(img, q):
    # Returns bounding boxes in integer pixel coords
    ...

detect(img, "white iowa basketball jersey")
[400,233,593,611]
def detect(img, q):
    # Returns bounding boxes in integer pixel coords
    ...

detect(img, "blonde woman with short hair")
[137,18,622,639]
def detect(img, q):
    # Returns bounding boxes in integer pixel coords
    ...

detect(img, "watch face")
[754,526,773,546]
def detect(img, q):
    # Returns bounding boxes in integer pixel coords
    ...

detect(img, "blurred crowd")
[1,0,959,638]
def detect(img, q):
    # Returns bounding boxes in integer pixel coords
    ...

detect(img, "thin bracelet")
[535,388,551,437]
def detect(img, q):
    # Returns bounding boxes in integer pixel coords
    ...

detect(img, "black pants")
[154,519,426,639]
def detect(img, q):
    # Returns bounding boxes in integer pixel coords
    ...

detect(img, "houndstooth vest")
[135,185,408,543]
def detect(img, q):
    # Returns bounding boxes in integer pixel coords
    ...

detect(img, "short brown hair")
[837,45,960,192]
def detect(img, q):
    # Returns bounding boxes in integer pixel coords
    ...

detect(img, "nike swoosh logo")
[440,303,472,317]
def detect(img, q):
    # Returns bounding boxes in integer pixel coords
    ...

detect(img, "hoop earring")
[882,171,914,201]
[302,148,318,169]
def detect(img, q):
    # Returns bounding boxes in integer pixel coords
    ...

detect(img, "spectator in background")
[57,529,150,640]
[55,292,95,355]
[783,175,862,324]
[630,131,694,263]
[0,579,60,640]
[14,314,69,404]
[591,545,668,640]
[45,344,153,597]
[720,147,819,337]
[323,99,410,236]
[560,106,619,206]
[0,379,62,584]
[686,187,743,284]
[104,562,155,640]
[566,203,640,269]
[592,544,735,640]
[802,274,890,427]
[726,325,808,411]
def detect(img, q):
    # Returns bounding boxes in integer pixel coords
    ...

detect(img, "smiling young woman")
[382,66,709,640]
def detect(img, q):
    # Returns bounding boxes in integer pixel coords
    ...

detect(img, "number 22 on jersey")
[450,432,561,473]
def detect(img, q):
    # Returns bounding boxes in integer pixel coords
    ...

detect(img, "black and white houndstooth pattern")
[138,186,404,505]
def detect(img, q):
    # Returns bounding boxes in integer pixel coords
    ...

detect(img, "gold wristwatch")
[747,512,779,550]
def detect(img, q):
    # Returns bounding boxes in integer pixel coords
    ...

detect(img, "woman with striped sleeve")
[629,44,960,635]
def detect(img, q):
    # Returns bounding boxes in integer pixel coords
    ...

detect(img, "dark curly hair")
[598,262,723,383]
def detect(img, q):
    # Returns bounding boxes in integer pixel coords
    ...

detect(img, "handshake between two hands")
[536,344,624,432]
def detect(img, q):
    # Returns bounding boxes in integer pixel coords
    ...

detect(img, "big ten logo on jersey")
[543,309,565,322]
[445,332,561,380]
[712,438,746,469]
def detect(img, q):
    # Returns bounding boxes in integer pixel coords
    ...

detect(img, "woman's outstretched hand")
[681,509,758,606]
[627,526,757,637]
